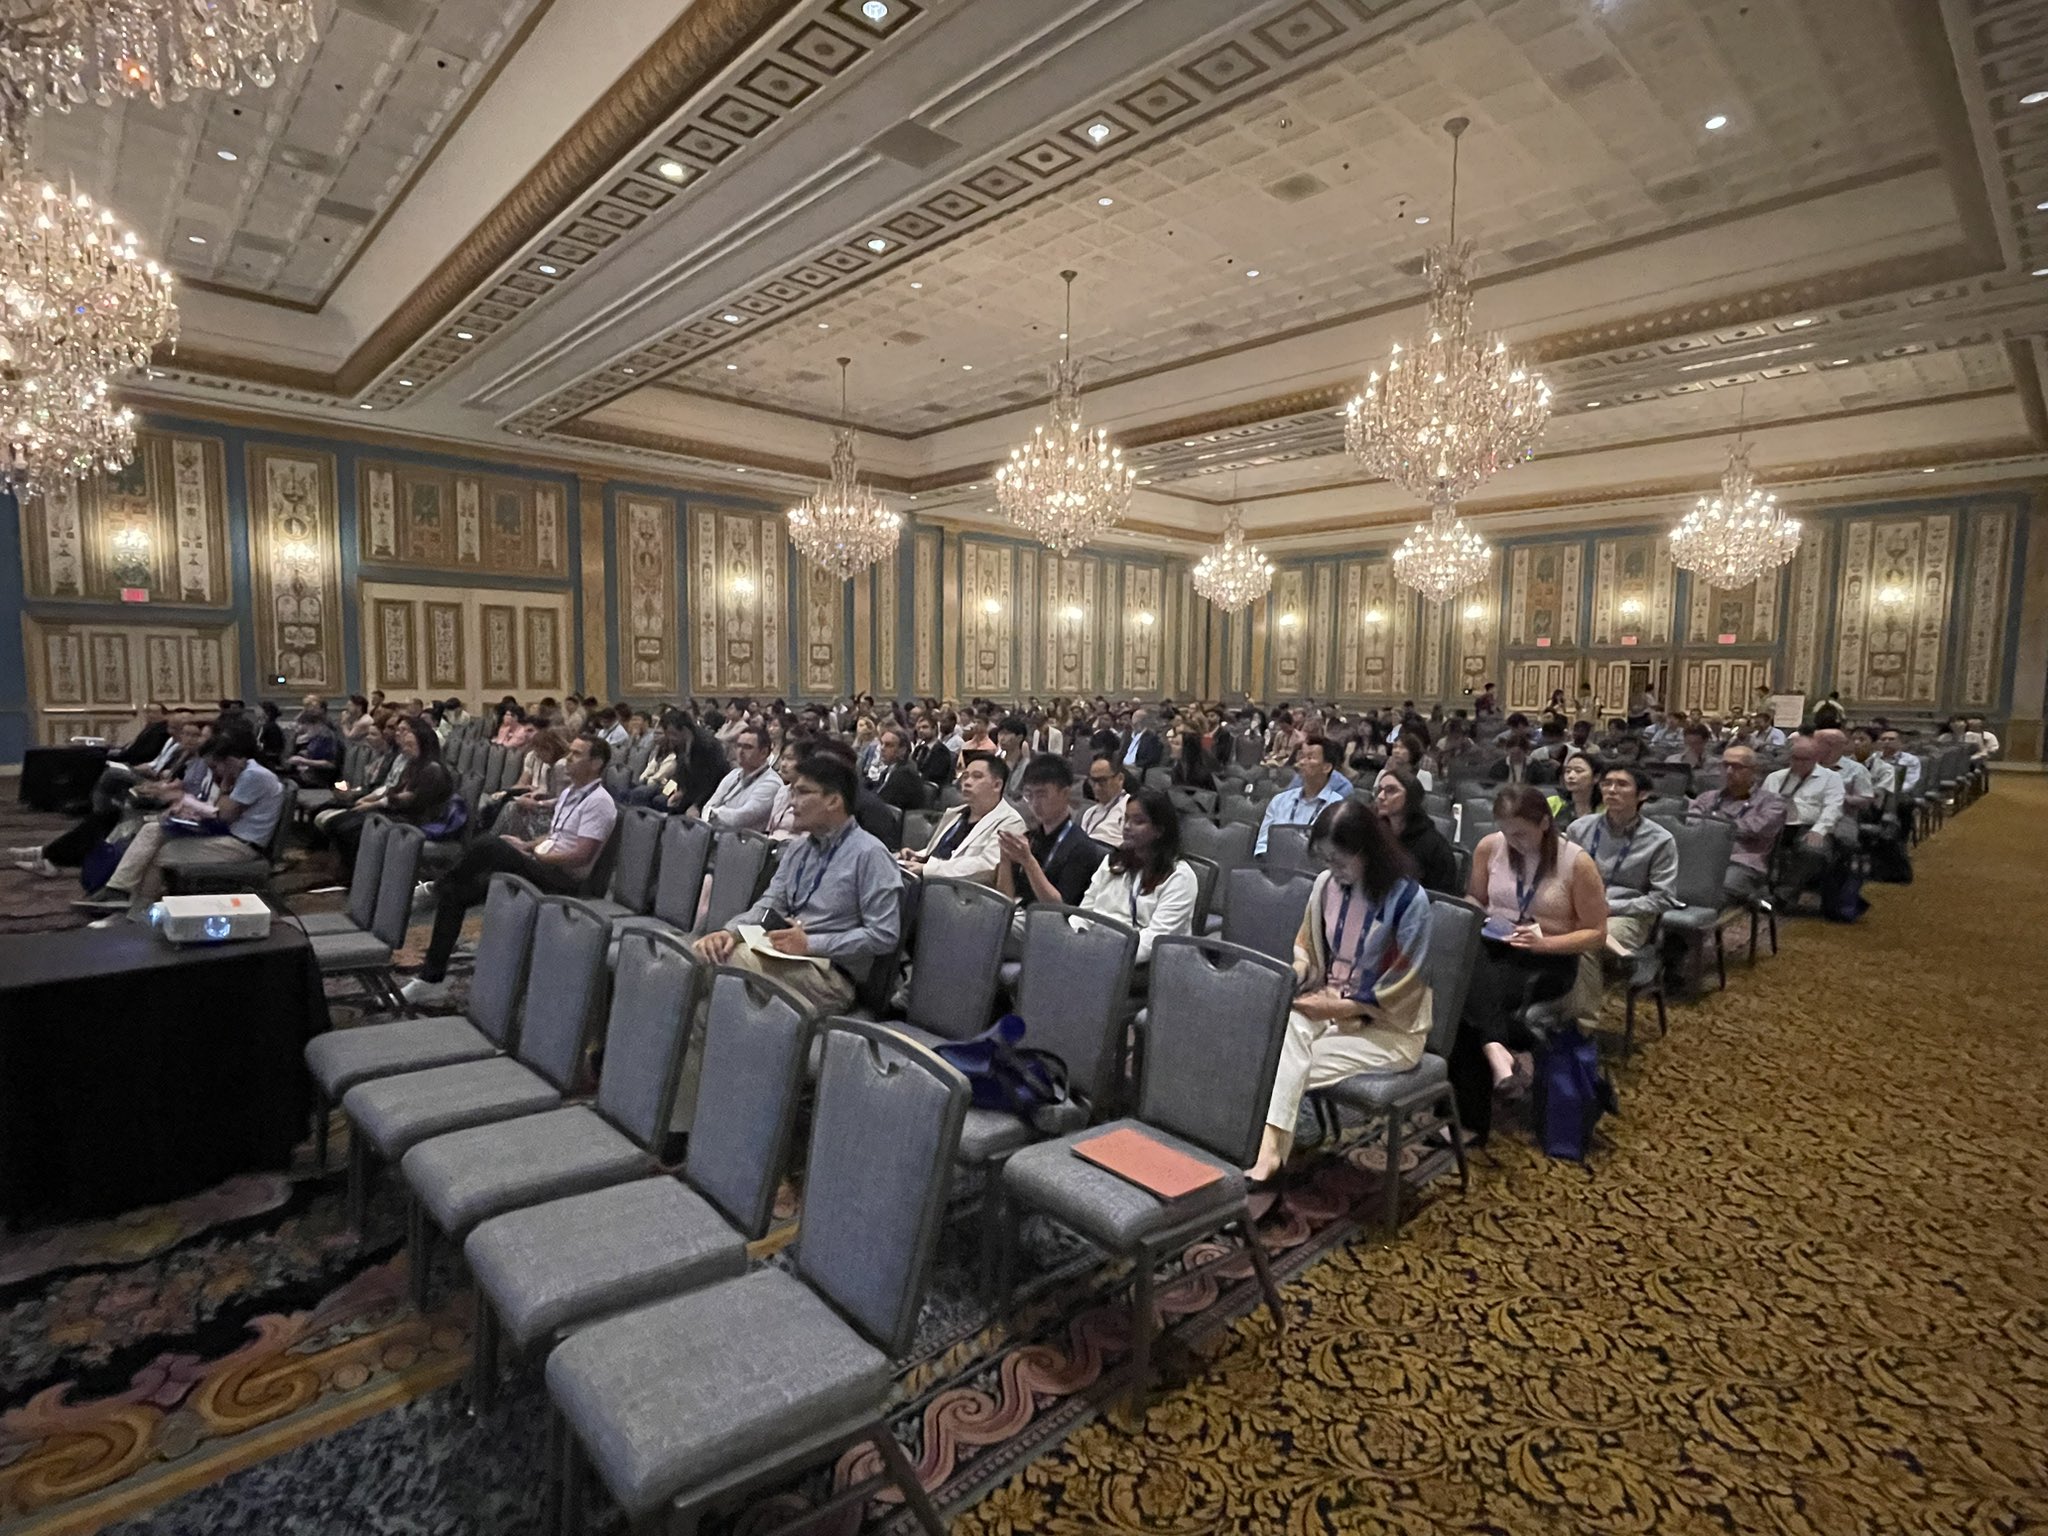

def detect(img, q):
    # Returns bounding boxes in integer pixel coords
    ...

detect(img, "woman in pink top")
[1452,784,1608,1141]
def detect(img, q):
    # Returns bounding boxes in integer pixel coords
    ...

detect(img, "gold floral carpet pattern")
[959,779,2048,1536]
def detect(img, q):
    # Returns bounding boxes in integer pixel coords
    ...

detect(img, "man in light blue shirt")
[1254,737,1348,855]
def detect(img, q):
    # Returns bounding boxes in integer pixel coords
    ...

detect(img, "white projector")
[149,893,274,945]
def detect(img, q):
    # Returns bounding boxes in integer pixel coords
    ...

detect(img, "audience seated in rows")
[1371,762,1460,894]
[898,753,1024,885]
[1687,745,1785,902]
[995,753,1107,912]
[1080,756,1130,846]
[1255,736,1348,855]
[1564,765,1679,957]
[699,725,780,832]
[11,712,206,878]
[1076,784,1197,964]
[331,715,453,879]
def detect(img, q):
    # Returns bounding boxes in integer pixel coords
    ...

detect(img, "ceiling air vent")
[867,122,959,169]
[316,198,376,226]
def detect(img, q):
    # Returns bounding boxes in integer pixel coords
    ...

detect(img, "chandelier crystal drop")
[1391,503,1491,605]
[1669,436,1802,590]
[0,0,317,149]
[996,269,1134,556]
[786,357,900,580]
[1191,506,1274,614]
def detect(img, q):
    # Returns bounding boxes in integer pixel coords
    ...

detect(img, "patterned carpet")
[4,780,2041,1534]
[956,777,2048,1536]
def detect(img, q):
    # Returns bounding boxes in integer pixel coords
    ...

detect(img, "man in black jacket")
[867,726,931,810]
[1121,708,1165,774]
[113,703,171,767]
[911,712,955,789]
[996,753,1106,910]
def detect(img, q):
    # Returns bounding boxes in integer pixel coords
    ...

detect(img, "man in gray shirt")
[1567,764,1679,955]
[700,725,780,831]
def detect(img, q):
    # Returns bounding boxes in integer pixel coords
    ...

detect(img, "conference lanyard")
[791,830,845,915]
[1329,882,1378,984]
[1587,820,1636,884]
[1511,866,1537,923]
[551,780,599,835]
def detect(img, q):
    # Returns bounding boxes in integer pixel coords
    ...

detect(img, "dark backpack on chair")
[933,1014,1076,1132]
[1534,1022,1616,1162]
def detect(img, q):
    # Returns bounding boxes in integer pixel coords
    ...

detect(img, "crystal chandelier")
[0,176,174,493]
[1670,435,1802,590]
[996,269,1134,556]
[1346,117,1549,598]
[0,0,317,149]
[1192,505,1274,614]
[787,357,900,580]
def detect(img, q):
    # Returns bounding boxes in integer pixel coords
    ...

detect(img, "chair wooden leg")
[1443,1093,1470,1194]
[1714,929,1727,991]
[468,1297,498,1417]
[1123,1252,1155,1424]
[347,1134,371,1234]
[1380,1111,1406,1236]
[873,1424,947,1536]
[407,1196,432,1312]
[1236,1218,1285,1330]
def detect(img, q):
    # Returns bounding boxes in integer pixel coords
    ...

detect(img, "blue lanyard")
[1511,866,1537,923]
[1588,820,1635,884]
[791,831,845,915]
[551,780,598,833]
[1329,882,1377,980]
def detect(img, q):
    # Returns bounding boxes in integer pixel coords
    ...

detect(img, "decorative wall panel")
[1507,542,1582,649]
[620,494,679,694]
[24,617,238,743]
[20,434,229,605]
[1678,658,1773,717]
[1508,660,1575,713]
[357,460,569,578]
[247,445,343,690]
[1456,560,1501,698]
[362,584,569,704]
[1785,523,1829,695]
[913,531,938,697]
[524,607,563,691]
[482,604,518,690]
[1834,514,1952,706]
[688,507,784,694]
[960,541,1014,696]
[1269,568,1309,697]
[1123,564,1163,696]
[800,553,844,696]
[1308,565,1335,695]
[373,599,419,690]
[1961,509,2012,709]
[1015,549,1037,699]
[1042,553,1101,700]
[1591,535,1675,647]
[425,602,465,690]
[1685,571,1778,647]
[876,556,898,696]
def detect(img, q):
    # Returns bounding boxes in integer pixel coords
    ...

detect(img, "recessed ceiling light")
[216,148,237,162]
[1586,400,1602,408]
[1831,358,1850,365]
[2034,268,2048,277]
[2037,201,2048,211]
[726,363,739,371]
[358,403,373,410]
[1790,317,1813,327]
[537,263,558,275]
[187,234,206,244]
[861,0,889,19]
[1921,466,1937,473]
[1085,121,1112,144]
[1413,215,1429,225]
[909,281,923,289]
[456,330,474,339]
[817,322,830,329]
[1245,269,1260,278]
[1703,114,1728,130]
[722,314,743,325]
[1058,331,1067,340]
[657,159,686,181]
[399,379,414,387]
[2025,90,2048,105]
[1097,196,1113,206]
[867,238,891,253]
[736,466,749,473]
[620,366,636,375]
[961,364,973,370]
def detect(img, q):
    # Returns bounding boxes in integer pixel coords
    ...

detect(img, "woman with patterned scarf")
[1247,799,1435,1182]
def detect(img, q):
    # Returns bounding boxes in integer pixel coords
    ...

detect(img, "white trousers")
[1264,1007,1427,1132]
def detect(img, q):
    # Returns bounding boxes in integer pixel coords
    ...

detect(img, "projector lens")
[204,915,232,940]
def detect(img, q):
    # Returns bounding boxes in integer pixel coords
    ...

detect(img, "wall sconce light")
[1364,606,1386,625]
[1619,596,1645,620]
[983,597,1002,616]
[1278,610,1299,629]
[278,537,318,571]
[1060,604,1084,623]
[1878,584,1907,608]
[110,525,152,566]
[1135,610,1155,627]
[1464,602,1484,621]
[730,574,755,598]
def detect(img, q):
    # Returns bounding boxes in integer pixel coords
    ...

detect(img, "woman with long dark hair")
[1078,785,1198,965]
[1171,726,1218,790]
[1556,749,1603,829]
[1372,763,1459,893]
[1448,784,1608,1141]
[1247,799,1435,1180]
[332,714,455,878]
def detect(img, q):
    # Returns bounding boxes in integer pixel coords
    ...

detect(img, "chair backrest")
[1168,786,1217,817]
[685,967,814,1239]
[1644,795,1689,823]
[904,878,1013,1039]
[1262,821,1315,874]
[1141,766,1171,792]
[593,928,703,1149]
[1013,905,1138,1109]
[1670,817,1736,911]
[795,1021,968,1356]
[1182,853,1219,926]
[1138,936,1293,1167]
[346,813,390,931]
[936,783,965,811]
[648,816,714,929]
[1220,865,1314,963]
[703,828,775,932]
[1429,811,1455,842]
[1180,815,1254,873]
[512,897,612,1091]
[1234,732,1262,767]
[901,808,937,853]
[466,874,543,1048]
[866,798,905,851]
[370,822,424,950]
[483,744,506,786]
[264,782,298,865]
[606,805,664,913]
[495,750,525,793]
[1422,893,1481,1058]
[1457,811,1494,852]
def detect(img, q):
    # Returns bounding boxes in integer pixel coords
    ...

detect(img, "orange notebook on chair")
[1072,1127,1225,1201]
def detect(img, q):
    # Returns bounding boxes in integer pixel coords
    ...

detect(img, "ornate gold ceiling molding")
[152,0,802,397]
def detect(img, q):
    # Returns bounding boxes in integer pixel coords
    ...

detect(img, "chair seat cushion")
[403,1106,649,1234]
[1000,1117,1245,1250]
[417,842,464,877]
[610,914,688,944]
[545,1267,889,1516]
[1659,904,1727,933]
[305,1016,498,1098]
[296,910,360,935]
[580,897,635,922]
[468,1177,748,1350]
[468,1177,749,1350]
[342,1057,559,1160]
[296,790,337,813]
[956,1107,1038,1165]
[1319,1052,1447,1113]
[311,930,393,972]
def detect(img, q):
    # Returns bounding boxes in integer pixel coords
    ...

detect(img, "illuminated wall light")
[1085,121,1112,143]
[731,575,755,597]
[983,597,1002,616]
[657,160,686,181]
[1278,611,1298,628]
[1364,607,1386,624]
[1136,611,1155,627]
[1463,602,1484,621]
[1878,584,1908,607]
[1619,596,1645,619]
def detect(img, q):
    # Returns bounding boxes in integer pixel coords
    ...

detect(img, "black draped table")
[18,744,111,812]
[0,923,326,1227]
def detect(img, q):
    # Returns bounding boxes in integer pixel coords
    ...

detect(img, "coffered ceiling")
[97,0,2048,552]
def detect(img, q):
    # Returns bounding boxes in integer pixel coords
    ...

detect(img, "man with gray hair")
[1688,745,1786,902]
[1121,707,1164,773]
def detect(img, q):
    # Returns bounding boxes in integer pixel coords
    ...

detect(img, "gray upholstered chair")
[543,1021,968,1536]
[888,876,1013,1045]
[463,966,813,1413]
[162,781,297,895]
[1457,809,1495,852]
[1650,818,1738,993]
[1219,865,1315,963]
[901,808,937,854]
[1216,792,1262,829]
[1181,816,1254,927]
[1311,893,1483,1233]
[400,929,702,1325]
[310,820,424,1015]
[303,872,541,1170]
[577,804,663,923]
[1167,785,1217,818]
[610,816,714,943]
[1261,822,1315,875]
[702,828,775,934]
[340,896,610,1246]
[495,748,525,794]
[996,936,1292,1413]
[297,812,390,936]
[1181,852,1220,932]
